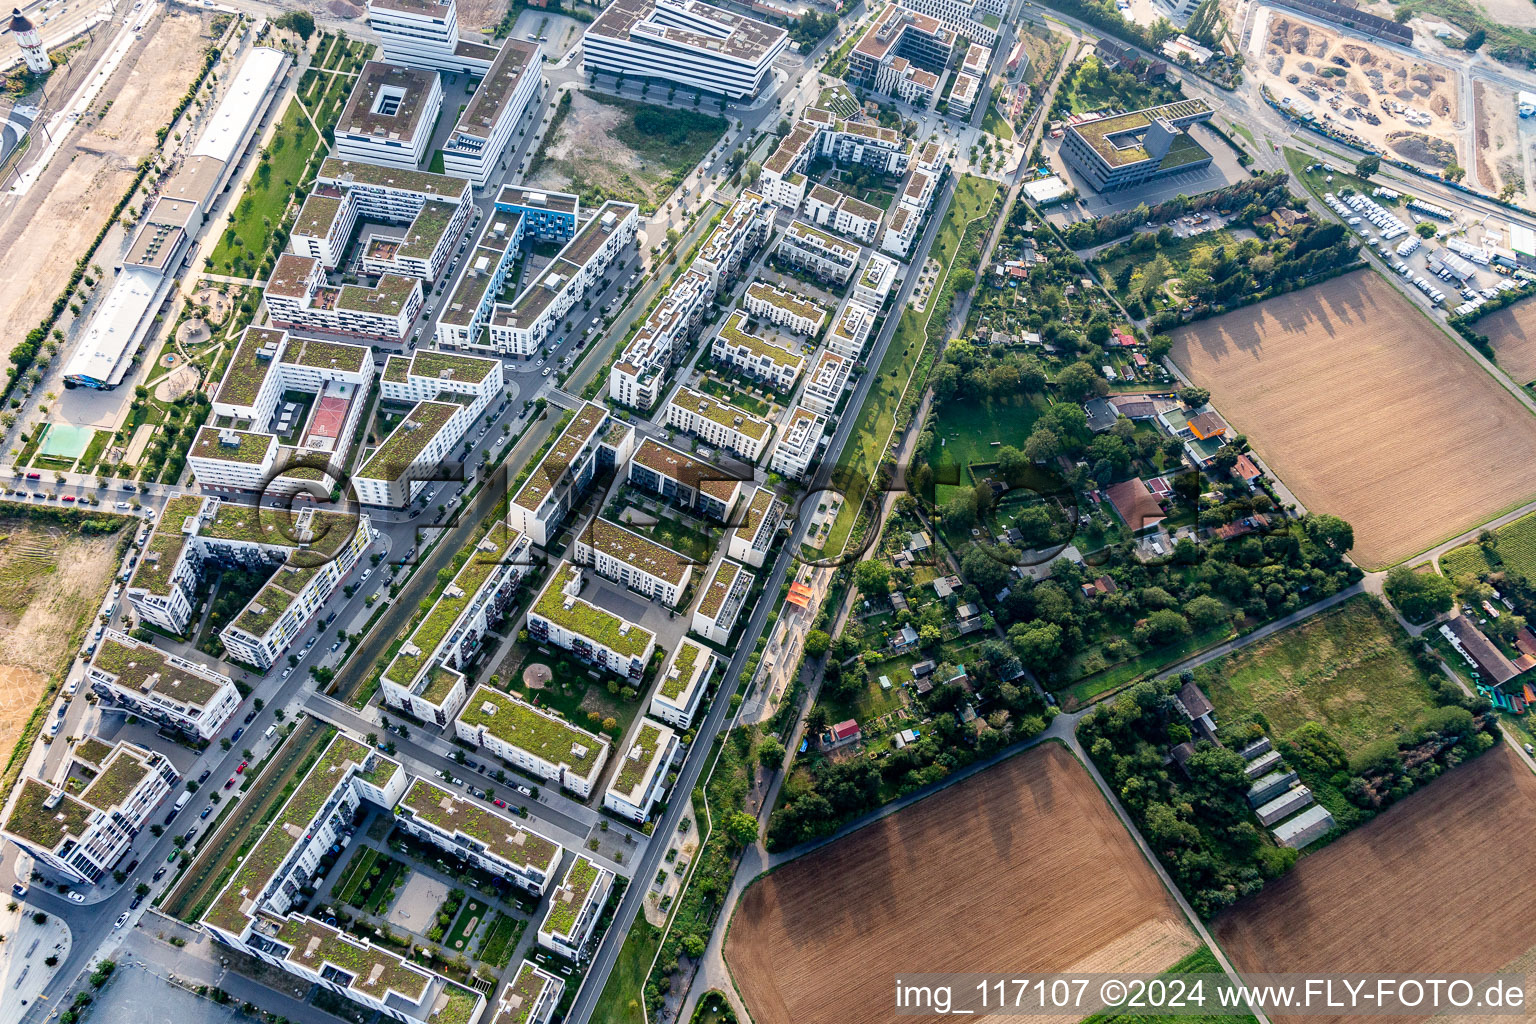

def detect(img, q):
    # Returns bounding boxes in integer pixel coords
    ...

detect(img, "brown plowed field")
[1215,744,1536,1024]
[1170,271,1536,569]
[1473,297,1536,386]
[725,743,1197,1024]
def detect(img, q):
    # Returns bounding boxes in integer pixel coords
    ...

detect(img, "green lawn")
[926,392,1048,504]
[207,96,319,276]
[446,896,488,951]
[333,846,378,905]
[507,653,638,741]
[1440,509,1536,580]
[590,917,662,1024]
[823,174,999,557]
[696,376,772,417]
[363,857,404,914]
[1061,622,1235,708]
[1083,947,1256,1024]
[429,150,447,174]
[476,912,523,968]
[982,105,1014,141]
[1095,228,1240,306]
[1194,595,1440,756]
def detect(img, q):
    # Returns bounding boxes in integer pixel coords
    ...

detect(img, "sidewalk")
[0,900,72,1024]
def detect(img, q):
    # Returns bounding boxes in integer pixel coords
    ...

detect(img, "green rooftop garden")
[320,157,467,199]
[3,779,91,849]
[216,329,283,408]
[609,721,667,799]
[399,201,457,260]
[529,562,654,658]
[658,640,706,701]
[746,282,828,324]
[673,387,770,441]
[74,737,114,765]
[398,779,559,870]
[716,311,804,369]
[93,636,226,707]
[697,560,743,619]
[287,337,369,373]
[458,685,609,776]
[434,983,481,1024]
[129,532,190,597]
[232,564,320,638]
[278,916,429,1000]
[190,426,273,466]
[383,355,412,383]
[500,964,556,1024]
[161,494,206,525]
[359,401,459,482]
[337,274,419,314]
[513,405,606,511]
[542,856,602,939]
[80,750,150,810]
[383,524,513,690]
[411,349,496,383]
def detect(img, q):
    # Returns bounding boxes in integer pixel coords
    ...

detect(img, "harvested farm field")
[1215,744,1536,1024]
[1472,296,1536,386]
[1169,270,1536,569]
[725,743,1198,1024]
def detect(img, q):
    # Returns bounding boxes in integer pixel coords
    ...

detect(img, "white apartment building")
[649,636,715,728]
[608,269,711,410]
[827,299,878,360]
[487,202,639,354]
[265,252,423,341]
[582,0,787,99]
[727,485,784,568]
[292,167,471,284]
[353,399,473,508]
[537,855,615,958]
[777,220,861,285]
[456,685,612,797]
[711,309,806,392]
[510,403,635,548]
[381,348,502,419]
[800,348,852,415]
[379,523,531,726]
[627,438,743,522]
[949,71,981,117]
[367,0,494,73]
[524,561,657,682]
[759,111,913,211]
[2,737,178,884]
[395,778,562,892]
[770,405,827,480]
[692,190,772,292]
[434,211,526,349]
[901,167,939,217]
[692,558,755,644]
[665,385,773,463]
[744,281,828,335]
[126,495,375,670]
[602,717,679,822]
[186,426,279,492]
[895,0,999,46]
[441,39,542,186]
[496,964,564,1024]
[882,203,920,258]
[847,5,954,107]
[573,517,695,609]
[87,631,241,741]
[201,736,491,1024]
[334,61,443,169]
[804,184,884,245]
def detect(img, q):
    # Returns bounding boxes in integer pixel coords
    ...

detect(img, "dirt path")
[0,7,212,364]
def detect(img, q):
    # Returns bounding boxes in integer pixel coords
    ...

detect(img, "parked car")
[224,776,237,790]
[197,769,211,784]
[67,892,85,904]
[231,727,243,741]
[236,761,248,774]
[151,866,165,882]
[493,798,506,808]
[125,858,138,874]
[200,806,212,819]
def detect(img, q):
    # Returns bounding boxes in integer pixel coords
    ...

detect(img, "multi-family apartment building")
[186,426,280,492]
[366,0,495,73]
[2,737,179,884]
[536,854,615,958]
[582,0,787,99]
[201,735,494,1024]
[486,202,639,354]
[846,5,954,107]
[334,60,443,169]
[896,0,1000,46]
[494,963,564,1024]
[265,251,423,341]
[1060,99,1214,192]
[803,184,883,244]
[800,348,852,415]
[726,485,784,568]
[493,186,579,241]
[434,211,526,348]
[125,495,374,669]
[509,403,635,548]
[608,269,711,410]
[949,71,980,117]
[759,110,912,210]
[769,405,827,480]
[664,385,773,463]
[827,299,878,360]
[692,190,772,292]
[744,281,828,335]
[692,558,755,644]
[711,309,806,391]
[441,39,541,186]
[881,203,920,258]
[648,636,715,728]
[379,523,532,725]
[353,400,471,508]
[602,717,679,822]
[394,778,561,891]
[294,162,473,283]
[573,517,695,608]
[524,562,657,682]
[777,220,861,285]
[456,685,612,796]
[627,438,743,521]
[87,631,241,741]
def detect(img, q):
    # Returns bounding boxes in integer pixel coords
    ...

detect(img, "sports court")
[300,381,355,452]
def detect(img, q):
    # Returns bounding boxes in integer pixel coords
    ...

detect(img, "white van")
[263,725,276,740]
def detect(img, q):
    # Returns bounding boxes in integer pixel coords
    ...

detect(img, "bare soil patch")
[1471,80,1528,200]
[1474,295,1536,385]
[1215,744,1536,1024]
[1469,0,1536,27]
[725,743,1197,1024]
[1257,15,1461,168]
[1169,270,1536,568]
[0,516,120,769]
[0,9,212,365]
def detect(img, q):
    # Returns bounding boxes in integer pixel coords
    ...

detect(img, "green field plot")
[925,392,1048,504]
[1083,947,1257,1024]
[1194,596,1440,756]
[363,857,405,914]
[333,846,378,905]
[1440,510,1536,580]
[206,97,319,277]
[475,912,524,968]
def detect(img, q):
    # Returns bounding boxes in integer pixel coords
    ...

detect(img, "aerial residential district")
[10,0,1536,1021]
